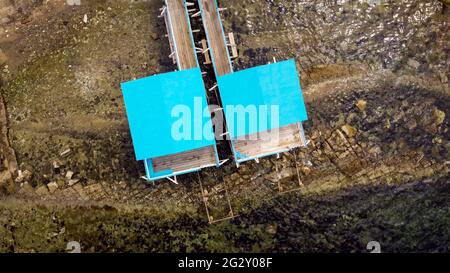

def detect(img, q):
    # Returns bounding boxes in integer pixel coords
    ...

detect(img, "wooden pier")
[132,0,307,182]
[147,0,219,181]
[163,0,198,70]
[198,0,233,76]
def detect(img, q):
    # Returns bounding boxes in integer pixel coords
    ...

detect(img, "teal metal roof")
[217,59,308,139]
[121,68,216,160]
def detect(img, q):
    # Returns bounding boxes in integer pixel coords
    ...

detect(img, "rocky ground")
[0,0,449,252]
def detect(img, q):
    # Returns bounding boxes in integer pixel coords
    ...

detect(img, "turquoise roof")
[217,59,308,139]
[121,68,216,160]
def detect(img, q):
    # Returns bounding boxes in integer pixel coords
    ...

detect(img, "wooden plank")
[237,138,300,156]
[166,0,198,70]
[233,124,304,159]
[234,123,301,147]
[152,146,217,172]
[228,32,238,58]
[201,39,212,65]
[152,150,214,168]
[152,146,215,166]
[199,0,232,76]
[236,136,299,155]
[152,155,215,172]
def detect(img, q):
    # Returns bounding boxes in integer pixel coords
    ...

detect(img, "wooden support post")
[166,176,179,185]
[223,176,235,220]
[159,6,167,18]
[293,152,304,188]
[208,83,218,91]
[199,172,238,224]
[191,11,201,18]
[201,39,212,65]
[198,172,212,223]
[297,122,307,147]
[228,33,238,59]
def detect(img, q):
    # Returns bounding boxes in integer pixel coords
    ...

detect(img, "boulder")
[341,124,357,138]
[433,108,445,126]
[35,185,49,196]
[150,32,159,40]
[47,182,59,193]
[355,100,367,111]
[15,169,32,183]
[68,179,80,186]
[65,170,74,179]
[407,59,420,69]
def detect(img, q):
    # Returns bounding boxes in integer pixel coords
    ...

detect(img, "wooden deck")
[166,0,198,70]
[233,123,304,161]
[199,0,232,76]
[152,145,217,173]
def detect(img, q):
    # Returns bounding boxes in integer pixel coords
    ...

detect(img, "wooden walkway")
[166,0,198,70]
[199,0,232,76]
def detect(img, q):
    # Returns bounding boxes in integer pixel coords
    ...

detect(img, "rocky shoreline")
[0,0,448,252]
